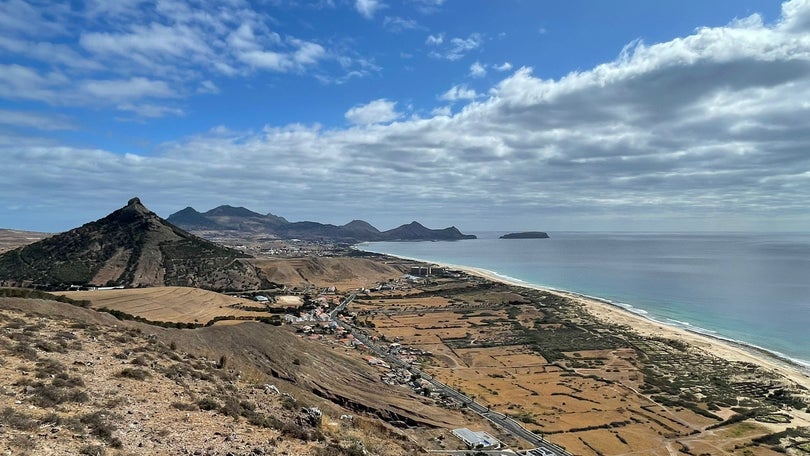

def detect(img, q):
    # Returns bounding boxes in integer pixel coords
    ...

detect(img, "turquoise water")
[358,232,810,368]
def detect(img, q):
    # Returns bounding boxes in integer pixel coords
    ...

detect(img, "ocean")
[358,232,810,369]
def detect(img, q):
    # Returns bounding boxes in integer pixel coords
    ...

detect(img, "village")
[239,268,568,455]
[254,273,464,409]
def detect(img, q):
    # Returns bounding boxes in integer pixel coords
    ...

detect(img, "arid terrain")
[2,227,810,455]
[0,229,51,254]
[58,287,275,325]
[0,292,499,455]
[350,273,810,455]
[249,257,406,290]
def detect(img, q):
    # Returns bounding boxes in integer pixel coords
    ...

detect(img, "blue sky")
[2,0,808,233]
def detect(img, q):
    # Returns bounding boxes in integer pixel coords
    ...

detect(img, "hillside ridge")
[167,205,476,241]
[0,198,272,291]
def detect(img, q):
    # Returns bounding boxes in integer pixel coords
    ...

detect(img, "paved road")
[329,292,356,318]
[331,293,571,456]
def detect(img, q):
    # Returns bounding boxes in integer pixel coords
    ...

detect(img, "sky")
[1,0,809,233]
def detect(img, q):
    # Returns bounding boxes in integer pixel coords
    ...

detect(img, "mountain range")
[167,205,477,242]
[0,198,272,291]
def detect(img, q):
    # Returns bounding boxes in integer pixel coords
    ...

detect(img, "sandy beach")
[433,262,810,392]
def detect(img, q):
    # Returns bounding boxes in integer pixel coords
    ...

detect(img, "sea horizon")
[358,231,810,372]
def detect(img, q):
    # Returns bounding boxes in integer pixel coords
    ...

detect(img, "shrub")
[12,342,38,360]
[117,368,150,381]
[197,396,220,411]
[80,411,116,441]
[34,359,67,378]
[1,407,37,431]
[79,444,106,456]
[171,401,198,411]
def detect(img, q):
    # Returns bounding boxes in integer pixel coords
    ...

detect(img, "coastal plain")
[350,264,810,455]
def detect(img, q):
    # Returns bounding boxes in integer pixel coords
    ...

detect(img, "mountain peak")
[205,205,264,218]
[0,200,266,290]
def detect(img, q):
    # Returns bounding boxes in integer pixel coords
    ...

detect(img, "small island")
[500,231,549,239]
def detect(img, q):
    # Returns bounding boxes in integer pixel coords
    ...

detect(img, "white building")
[452,428,501,450]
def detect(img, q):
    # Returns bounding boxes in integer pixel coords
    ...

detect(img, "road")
[329,292,356,318]
[330,292,571,456]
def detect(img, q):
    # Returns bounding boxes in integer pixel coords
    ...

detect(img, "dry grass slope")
[249,257,406,289]
[58,287,271,324]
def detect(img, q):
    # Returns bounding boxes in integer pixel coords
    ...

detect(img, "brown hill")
[0,229,51,253]
[249,257,407,289]
[0,293,487,455]
[0,198,273,291]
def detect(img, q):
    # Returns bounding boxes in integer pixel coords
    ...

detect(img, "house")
[452,428,501,450]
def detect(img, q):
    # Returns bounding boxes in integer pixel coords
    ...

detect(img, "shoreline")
[358,246,810,390]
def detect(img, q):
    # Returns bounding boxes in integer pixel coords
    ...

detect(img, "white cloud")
[411,0,446,14]
[431,105,452,116]
[345,98,401,125]
[383,16,420,32]
[0,0,373,118]
[469,61,486,77]
[429,33,483,60]
[0,109,76,130]
[239,50,289,71]
[291,40,326,66]
[80,23,211,64]
[0,0,69,37]
[0,64,67,103]
[439,84,478,101]
[425,33,444,45]
[779,0,810,31]
[79,77,176,102]
[494,62,513,72]
[355,0,384,18]
[198,80,219,94]
[116,103,185,118]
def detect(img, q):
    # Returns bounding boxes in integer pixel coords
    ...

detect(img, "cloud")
[429,33,483,60]
[0,109,76,131]
[494,62,513,72]
[439,84,478,101]
[0,0,370,117]
[469,61,487,77]
[779,0,810,31]
[431,105,452,116]
[116,103,185,118]
[3,1,810,231]
[345,99,401,124]
[0,0,69,37]
[198,80,219,94]
[383,16,420,32]
[0,64,71,104]
[425,33,444,45]
[355,0,384,18]
[410,0,446,14]
[79,77,176,102]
